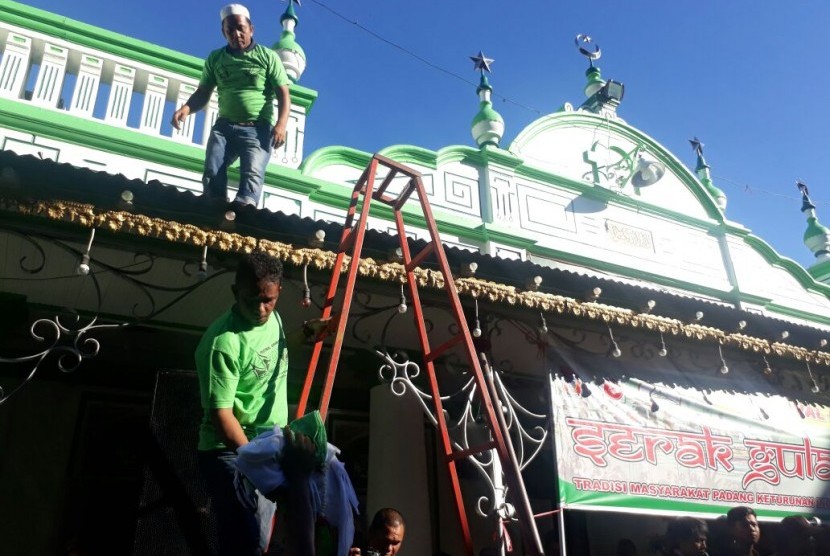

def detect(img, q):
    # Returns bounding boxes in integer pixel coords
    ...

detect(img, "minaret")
[797,181,830,283]
[689,137,727,211]
[469,51,504,148]
[273,0,306,82]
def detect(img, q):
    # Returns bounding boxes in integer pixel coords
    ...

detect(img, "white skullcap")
[220,4,250,20]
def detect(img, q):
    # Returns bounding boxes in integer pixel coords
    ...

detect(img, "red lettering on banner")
[742,437,830,488]
[565,418,734,470]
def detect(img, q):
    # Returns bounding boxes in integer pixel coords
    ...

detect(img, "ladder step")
[406,241,435,271]
[425,333,466,363]
[447,441,497,462]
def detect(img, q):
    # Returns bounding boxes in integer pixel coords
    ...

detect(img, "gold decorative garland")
[5,197,830,367]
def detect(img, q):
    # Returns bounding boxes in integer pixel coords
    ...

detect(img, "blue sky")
[16,0,830,269]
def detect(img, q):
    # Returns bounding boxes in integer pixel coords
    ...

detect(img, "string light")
[657,332,667,357]
[472,298,482,337]
[718,344,729,375]
[762,355,772,376]
[538,313,548,335]
[807,361,820,393]
[649,388,659,413]
[301,263,312,307]
[77,228,95,275]
[197,245,208,281]
[607,325,621,358]
[397,283,408,314]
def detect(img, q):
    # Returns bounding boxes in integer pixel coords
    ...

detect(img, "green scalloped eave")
[301,144,488,176]
[307,180,485,239]
[508,111,726,222]
[0,0,203,79]
[472,102,504,126]
[743,234,830,296]
[804,216,830,241]
[557,481,821,519]
[0,96,315,194]
[273,31,306,59]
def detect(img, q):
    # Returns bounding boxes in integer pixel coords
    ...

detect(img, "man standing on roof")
[171,3,291,207]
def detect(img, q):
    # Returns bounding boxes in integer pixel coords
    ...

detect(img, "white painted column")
[70,54,103,116]
[367,385,432,556]
[105,64,135,125]
[171,82,196,143]
[139,73,168,133]
[0,33,31,99]
[31,42,68,107]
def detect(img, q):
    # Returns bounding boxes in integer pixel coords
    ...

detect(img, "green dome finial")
[469,51,504,148]
[797,181,830,264]
[274,0,306,82]
[689,137,727,211]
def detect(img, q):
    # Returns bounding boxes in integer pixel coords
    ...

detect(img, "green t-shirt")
[195,308,289,451]
[199,43,290,124]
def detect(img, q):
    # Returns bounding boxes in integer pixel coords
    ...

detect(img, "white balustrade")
[0,33,31,99]
[0,19,307,168]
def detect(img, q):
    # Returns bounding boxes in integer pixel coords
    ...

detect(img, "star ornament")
[689,137,704,156]
[470,51,494,73]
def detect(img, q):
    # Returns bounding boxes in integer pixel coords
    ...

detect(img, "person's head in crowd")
[665,517,708,556]
[777,515,816,556]
[367,508,405,556]
[726,506,760,552]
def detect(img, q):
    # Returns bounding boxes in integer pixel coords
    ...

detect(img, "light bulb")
[650,400,659,413]
[538,324,548,334]
[77,254,90,275]
[763,366,772,376]
[812,381,821,394]
[197,261,208,281]
[472,325,482,338]
[658,347,667,357]
[398,303,408,314]
[719,364,729,375]
[612,346,622,358]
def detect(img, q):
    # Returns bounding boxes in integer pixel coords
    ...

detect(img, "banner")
[550,374,830,518]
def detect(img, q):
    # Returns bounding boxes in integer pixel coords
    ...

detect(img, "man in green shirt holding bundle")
[172,3,290,207]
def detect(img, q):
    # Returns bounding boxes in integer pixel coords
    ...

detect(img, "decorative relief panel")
[442,171,475,211]
[517,182,576,234]
[605,220,655,254]
[490,174,516,224]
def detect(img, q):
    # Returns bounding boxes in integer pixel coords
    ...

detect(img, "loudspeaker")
[133,370,216,555]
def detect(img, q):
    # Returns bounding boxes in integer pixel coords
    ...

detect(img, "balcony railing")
[0,3,316,172]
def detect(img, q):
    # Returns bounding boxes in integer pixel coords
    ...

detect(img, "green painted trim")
[765,302,830,327]
[809,259,830,281]
[0,96,321,197]
[477,223,538,249]
[0,0,317,112]
[480,145,523,169]
[274,30,306,59]
[300,146,373,175]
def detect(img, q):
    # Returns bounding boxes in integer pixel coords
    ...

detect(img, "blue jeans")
[198,449,275,556]
[203,118,273,206]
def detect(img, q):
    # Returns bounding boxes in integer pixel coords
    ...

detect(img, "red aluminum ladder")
[295,154,544,556]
